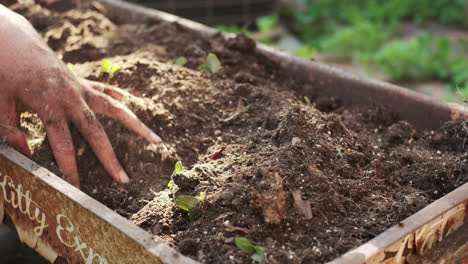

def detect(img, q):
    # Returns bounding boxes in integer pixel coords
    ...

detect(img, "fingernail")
[119,171,130,184]
[150,132,162,144]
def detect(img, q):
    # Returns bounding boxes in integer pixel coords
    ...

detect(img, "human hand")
[0,5,162,188]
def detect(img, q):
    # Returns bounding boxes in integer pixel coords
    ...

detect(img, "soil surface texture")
[9,2,467,263]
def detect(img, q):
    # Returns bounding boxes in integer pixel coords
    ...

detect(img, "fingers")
[69,104,130,184]
[85,88,162,144]
[41,114,80,188]
[0,125,31,157]
[83,79,131,102]
[0,96,31,156]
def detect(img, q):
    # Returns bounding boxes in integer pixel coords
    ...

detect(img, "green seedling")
[175,161,184,173]
[174,57,188,66]
[198,53,222,74]
[167,180,175,188]
[100,59,121,74]
[66,62,76,72]
[336,148,343,158]
[304,96,312,105]
[175,192,205,221]
[28,139,42,150]
[235,237,265,262]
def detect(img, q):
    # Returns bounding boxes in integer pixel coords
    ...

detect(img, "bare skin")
[0,5,162,188]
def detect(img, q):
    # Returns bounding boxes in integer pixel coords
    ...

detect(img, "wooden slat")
[0,144,196,264]
[410,223,468,264]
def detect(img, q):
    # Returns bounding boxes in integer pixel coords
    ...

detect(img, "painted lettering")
[0,174,48,236]
[56,214,108,264]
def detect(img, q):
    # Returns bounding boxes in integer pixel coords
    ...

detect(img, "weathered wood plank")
[410,223,468,264]
[0,144,195,264]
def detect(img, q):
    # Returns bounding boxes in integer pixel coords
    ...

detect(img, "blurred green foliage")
[285,0,468,45]
[256,15,279,32]
[283,0,468,91]
[216,0,468,97]
[360,35,468,86]
[320,22,390,60]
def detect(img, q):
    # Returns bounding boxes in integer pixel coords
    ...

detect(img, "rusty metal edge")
[99,0,468,131]
[0,144,197,264]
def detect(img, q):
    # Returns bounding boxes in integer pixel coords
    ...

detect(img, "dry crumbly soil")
[10,2,468,263]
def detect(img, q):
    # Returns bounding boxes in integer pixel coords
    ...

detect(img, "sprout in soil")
[198,53,222,74]
[100,59,121,74]
[175,161,184,173]
[66,62,76,72]
[336,148,343,158]
[167,180,175,188]
[234,237,265,262]
[175,192,206,221]
[175,57,188,66]
[167,57,188,66]
[304,96,312,105]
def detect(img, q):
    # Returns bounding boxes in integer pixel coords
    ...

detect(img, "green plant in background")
[199,53,223,73]
[360,34,468,88]
[294,45,317,59]
[446,83,468,103]
[321,22,390,60]
[304,96,311,105]
[235,237,265,262]
[256,15,279,33]
[100,59,121,74]
[217,0,468,102]
[285,0,467,46]
[215,25,252,35]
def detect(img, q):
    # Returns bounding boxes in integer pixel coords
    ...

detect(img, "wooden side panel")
[411,223,468,264]
[329,184,467,264]
[364,202,467,264]
[0,145,195,264]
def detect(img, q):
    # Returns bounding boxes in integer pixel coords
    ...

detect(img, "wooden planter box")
[125,0,278,25]
[1,0,467,263]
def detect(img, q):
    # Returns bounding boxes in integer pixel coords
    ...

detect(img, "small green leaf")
[235,238,265,262]
[188,207,202,221]
[206,53,222,73]
[167,180,174,188]
[100,59,120,74]
[175,57,188,66]
[100,59,112,73]
[67,63,76,72]
[175,196,200,211]
[336,149,343,158]
[111,65,121,74]
[175,161,184,173]
[251,247,265,262]
[198,192,206,200]
[235,238,257,255]
[199,53,222,73]
[304,96,311,105]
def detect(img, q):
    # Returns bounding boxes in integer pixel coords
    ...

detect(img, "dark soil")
[10,2,467,263]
